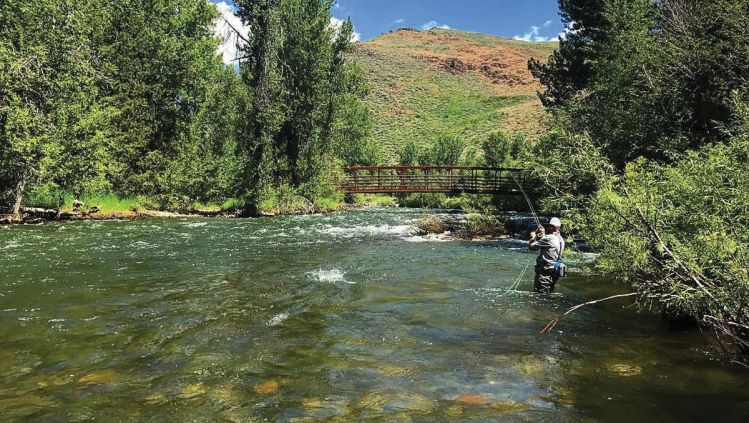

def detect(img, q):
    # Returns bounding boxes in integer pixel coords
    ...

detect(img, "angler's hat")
[549,217,562,228]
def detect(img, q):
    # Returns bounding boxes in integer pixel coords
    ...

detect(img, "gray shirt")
[529,233,565,270]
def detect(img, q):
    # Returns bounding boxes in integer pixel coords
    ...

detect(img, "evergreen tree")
[0,0,115,214]
[235,0,367,209]
[98,0,236,200]
[532,0,749,169]
[1,0,245,212]
[235,0,283,212]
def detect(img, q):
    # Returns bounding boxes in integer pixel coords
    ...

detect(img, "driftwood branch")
[540,293,639,335]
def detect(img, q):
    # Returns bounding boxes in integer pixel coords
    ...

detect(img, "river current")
[1,208,748,422]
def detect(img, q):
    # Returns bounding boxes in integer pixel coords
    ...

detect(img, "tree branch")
[540,293,639,335]
[220,15,250,45]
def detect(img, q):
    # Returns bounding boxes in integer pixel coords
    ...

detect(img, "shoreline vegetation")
[0,193,397,224]
[0,192,525,227]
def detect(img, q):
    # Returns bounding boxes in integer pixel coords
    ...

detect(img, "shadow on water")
[0,208,748,421]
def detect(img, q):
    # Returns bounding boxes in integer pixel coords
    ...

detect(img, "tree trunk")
[243,0,278,213]
[11,169,28,216]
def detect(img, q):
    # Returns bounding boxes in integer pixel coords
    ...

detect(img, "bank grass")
[314,193,345,213]
[352,194,398,207]
[257,185,346,215]
[82,195,141,213]
[62,194,145,213]
[398,193,477,209]
[219,198,244,212]
[23,186,62,209]
[188,200,221,212]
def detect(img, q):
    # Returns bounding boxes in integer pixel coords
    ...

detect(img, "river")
[1,208,747,422]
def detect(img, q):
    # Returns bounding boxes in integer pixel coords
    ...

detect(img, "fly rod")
[510,172,541,230]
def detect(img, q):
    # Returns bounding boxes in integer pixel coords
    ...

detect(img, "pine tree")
[235,0,367,210]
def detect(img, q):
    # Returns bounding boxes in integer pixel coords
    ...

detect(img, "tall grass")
[220,198,244,212]
[352,194,398,207]
[61,194,142,213]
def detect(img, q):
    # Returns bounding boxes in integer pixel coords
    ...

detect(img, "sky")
[331,0,563,42]
[211,0,564,64]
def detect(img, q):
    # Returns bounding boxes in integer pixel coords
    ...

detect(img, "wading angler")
[528,217,566,293]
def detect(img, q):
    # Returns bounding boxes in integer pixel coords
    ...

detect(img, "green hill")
[350,28,557,161]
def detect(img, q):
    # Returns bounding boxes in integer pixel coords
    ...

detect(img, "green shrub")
[458,213,508,239]
[482,131,528,168]
[24,185,65,209]
[353,194,397,207]
[399,193,450,208]
[582,124,749,358]
[314,193,344,213]
[134,196,158,211]
[399,141,421,166]
[423,135,465,166]
[220,198,244,212]
[258,185,314,215]
[416,214,447,235]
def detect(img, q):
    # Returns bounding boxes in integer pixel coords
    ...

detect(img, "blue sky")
[332,0,563,42]
[212,1,563,63]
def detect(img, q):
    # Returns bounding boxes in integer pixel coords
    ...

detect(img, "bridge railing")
[341,166,528,195]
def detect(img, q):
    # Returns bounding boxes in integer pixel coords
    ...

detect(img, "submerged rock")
[0,394,56,417]
[384,392,436,414]
[607,363,643,377]
[254,379,279,394]
[445,404,463,417]
[144,392,166,404]
[302,397,324,409]
[518,355,546,378]
[209,385,239,405]
[78,369,119,385]
[26,373,73,389]
[357,392,389,412]
[490,399,527,412]
[455,393,491,405]
[376,364,411,376]
[178,383,206,399]
[301,396,350,419]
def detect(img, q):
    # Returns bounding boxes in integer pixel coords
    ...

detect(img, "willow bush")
[580,112,749,360]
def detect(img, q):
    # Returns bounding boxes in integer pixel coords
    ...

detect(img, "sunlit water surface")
[1,208,748,422]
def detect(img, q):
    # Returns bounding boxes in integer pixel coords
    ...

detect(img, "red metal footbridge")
[341,166,530,195]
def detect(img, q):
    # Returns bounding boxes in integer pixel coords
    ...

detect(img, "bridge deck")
[341,166,528,195]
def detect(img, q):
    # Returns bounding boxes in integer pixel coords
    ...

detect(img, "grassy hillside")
[350,28,557,161]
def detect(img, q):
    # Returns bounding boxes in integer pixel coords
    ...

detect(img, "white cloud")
[213,3,360,64]
[513,23,558,42]
[393,18,406,25]
[330,16,361,42]
[421,20,451,30]
[213,1,250,64]
[557,21,576,41]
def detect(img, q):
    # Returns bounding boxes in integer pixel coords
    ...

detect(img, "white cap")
[550,217,562,228]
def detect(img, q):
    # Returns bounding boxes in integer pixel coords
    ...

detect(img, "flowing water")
[1,208,748,422]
